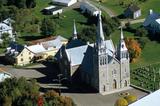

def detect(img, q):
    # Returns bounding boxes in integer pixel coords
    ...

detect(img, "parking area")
[63,88,148,106]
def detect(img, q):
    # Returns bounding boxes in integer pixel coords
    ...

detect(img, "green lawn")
[31,0,51,19]
[131,40,160,69]
[100,0,124,15]
[140,0,160,18]
[110,23,160,69]
[97,0,160,18]
[55,10,88,38]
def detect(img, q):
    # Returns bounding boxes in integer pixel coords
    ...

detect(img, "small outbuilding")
[53,0,77,7]
[43,6,63,15]
[80,2,99,16]
[124,4,141,19]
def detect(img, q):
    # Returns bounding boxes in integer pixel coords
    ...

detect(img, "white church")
[56,12,130,94]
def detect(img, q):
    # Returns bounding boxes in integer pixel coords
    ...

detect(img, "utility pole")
[53,74,67,96]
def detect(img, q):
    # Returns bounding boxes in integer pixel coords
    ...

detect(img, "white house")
[80,2,99,16]
[129,89,160,106]
[124,4,141,19]
[53,0,77,7]
[0,18,14,42]
[43,6,63,15]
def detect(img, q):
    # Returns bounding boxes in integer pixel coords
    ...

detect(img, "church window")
[125,68,127,72]
[104,58,107,64]
[113,79,117,89]
[124,80,127,87]
[122,44,124,48]
[114,70,116,74]
[103,85,106,91]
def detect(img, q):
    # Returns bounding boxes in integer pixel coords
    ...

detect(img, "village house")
[143,9,160,34]
[56,12,130,94]
[124,4,141,19]
[5,36,68,66]
[42,6,63,15]
[53,0,77,7]
[80,2,99,16]
[0,18,14,42]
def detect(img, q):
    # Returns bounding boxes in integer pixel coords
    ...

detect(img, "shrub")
[115,98,128,106]
[124,94,137,104]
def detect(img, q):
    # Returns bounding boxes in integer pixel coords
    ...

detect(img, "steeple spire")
[121,27,124,40]
[96,11,105,46]
[73,19,77,40]
[117,27,128,60]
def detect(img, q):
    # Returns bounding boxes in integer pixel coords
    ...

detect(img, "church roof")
[66,45,88,66]
[81,45,94,74]
[65,39,115,67]
[66,39,86,49]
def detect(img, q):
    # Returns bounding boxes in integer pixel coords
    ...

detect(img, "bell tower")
[93,11,108,93]
[117,27,130,88]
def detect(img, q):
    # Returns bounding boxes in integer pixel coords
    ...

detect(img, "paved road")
[63,88,148,106]
[121,18,145,26]
[87,0,117,17]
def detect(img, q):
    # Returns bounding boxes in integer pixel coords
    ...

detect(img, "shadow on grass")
[73,8,97,26]
[20,35,48,41]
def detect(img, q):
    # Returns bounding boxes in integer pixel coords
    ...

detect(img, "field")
[54,9,88,38]
[97,0,160,18]
[110,22,160,69]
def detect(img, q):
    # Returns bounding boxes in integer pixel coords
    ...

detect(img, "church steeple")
[117,27,128,60]
[96,11,105,47]
[72,19,77,40]
[121,27,124,40]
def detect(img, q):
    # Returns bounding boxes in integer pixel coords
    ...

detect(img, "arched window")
[124,80,127,87]
[103,85,106,91]
[113,79,117,89]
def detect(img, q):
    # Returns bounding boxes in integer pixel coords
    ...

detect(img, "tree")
[41,18,57,36]
[0,0,7,7]
[124,94,137,104]
[115,98,128,106]
[0,33,11,48]
[79,26,96,43]
[135,27,148,37]
[125,37,141,62]
[138,37,148,49]
[26,0,36,8]
[3,96,12,106]
[15,0,26,8]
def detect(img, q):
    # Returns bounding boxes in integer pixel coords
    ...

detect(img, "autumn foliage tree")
[125,37,141,62]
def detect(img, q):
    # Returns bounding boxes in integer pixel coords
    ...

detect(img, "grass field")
[55,9,88,38]
[110,22,160,69]
[97,0,160,18]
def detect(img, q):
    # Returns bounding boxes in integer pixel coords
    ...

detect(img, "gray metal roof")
[66,45,88,66]
[143,12,160,27]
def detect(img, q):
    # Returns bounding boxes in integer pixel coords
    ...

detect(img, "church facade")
[56,12,130,94]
